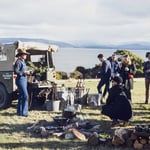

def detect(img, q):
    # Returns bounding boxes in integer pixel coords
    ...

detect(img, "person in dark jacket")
[14,48,30,117]
[101,76,132,127]
[118,54,136,101]
[143,52,150,104]
[97,54,111,105]
[108,53,119,78]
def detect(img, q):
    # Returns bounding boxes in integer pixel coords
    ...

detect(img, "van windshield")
[30,55,45,63]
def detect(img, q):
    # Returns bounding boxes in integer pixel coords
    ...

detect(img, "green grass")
[0,78,149,150]
[57,78,146,103]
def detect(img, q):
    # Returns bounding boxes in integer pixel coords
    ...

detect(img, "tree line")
[56,50,145,79]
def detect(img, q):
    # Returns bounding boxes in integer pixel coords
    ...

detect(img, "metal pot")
[63,105,77,119]
[62,110,76,119]
[53,116,69,126]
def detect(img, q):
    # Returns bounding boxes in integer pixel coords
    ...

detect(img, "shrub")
[56,71,68,79]
[70,71,83,79]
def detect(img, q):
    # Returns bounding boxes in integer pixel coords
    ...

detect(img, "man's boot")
[97,94,102,106]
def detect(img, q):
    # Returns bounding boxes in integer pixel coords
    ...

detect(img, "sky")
[0,0,150,45]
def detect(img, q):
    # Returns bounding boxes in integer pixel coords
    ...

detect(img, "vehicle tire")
[0,84,9,109]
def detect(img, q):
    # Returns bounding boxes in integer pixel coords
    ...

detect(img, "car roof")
[17,41,59,52]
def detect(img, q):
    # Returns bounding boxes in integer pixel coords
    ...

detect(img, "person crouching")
[101,76,132,127]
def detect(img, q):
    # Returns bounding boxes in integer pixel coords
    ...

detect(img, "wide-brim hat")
[112,76,123,84]
[15,48,30,57]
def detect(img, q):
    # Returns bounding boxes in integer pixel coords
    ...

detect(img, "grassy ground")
[0,78,150,150]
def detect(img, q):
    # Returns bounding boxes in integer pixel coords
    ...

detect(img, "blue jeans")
[97,79,110,98]
[16,78,28,116]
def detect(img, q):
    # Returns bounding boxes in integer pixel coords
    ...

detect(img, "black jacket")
[102,85,132,121]
[118,63,136,89]
[98,59,111,80]
[143,61,150,79]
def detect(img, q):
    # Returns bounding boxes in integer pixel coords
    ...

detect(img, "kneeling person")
[101,76,132,127]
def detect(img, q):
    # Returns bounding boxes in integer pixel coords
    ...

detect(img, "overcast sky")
[0,0,150,45]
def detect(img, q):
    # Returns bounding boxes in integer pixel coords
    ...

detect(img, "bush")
[135,69,144,78]
[70,71,83,79]
[56,71,68,79]
[69,50,145,79]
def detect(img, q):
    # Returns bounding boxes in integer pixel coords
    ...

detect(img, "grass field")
[0,78,150,150]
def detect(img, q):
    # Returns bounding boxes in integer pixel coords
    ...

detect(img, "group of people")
[97,53,136,103]
[97,53,136,126]
[97,52,150,127]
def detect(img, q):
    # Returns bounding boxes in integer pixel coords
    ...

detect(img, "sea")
[53,48,148,74]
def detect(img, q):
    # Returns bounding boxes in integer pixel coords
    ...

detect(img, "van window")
[30,55,45,62]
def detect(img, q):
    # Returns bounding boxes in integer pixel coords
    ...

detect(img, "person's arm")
[14,60,30,76]
[14,61,25,76]
[144,61,150,75]
[114,61,119,74]
[143,61,150,73]
[117,63,122,74]
[100,61,109,76]
[143,62,146,74]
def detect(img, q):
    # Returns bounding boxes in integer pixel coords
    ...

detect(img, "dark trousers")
[97,79,110,98]
[145,78,150,103]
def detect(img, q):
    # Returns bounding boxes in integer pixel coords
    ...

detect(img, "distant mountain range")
[0,37,150,50]
[0,37,76,48]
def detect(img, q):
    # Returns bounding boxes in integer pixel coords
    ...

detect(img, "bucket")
[45,100,52,111]
[46,100,60,111]
[52,100,60,111]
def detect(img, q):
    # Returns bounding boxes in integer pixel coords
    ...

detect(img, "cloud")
[103,0,150,18]
[0,0,150,44]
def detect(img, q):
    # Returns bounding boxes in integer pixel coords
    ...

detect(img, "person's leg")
[103,80,110,98]
[128,90,131,101]
[17,92,23,115]
[97,80,104,94]
[124,79,132,100]
[16,80,23,115]
[145,78,149,104]
[97,80,105,105]
[19,80,28,116]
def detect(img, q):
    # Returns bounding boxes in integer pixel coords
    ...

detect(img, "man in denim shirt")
[14,49,30,116]
[108,53,119,78]
[143,52,150,104]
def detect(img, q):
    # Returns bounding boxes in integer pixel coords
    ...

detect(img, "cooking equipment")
[63,106,77,119]
[53,116,69,126]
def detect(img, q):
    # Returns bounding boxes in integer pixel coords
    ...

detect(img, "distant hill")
[0,37,76,48]
[78,42,150,50]
[0,37,150,50]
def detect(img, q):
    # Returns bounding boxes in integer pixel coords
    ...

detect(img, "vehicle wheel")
[0,84,9,109]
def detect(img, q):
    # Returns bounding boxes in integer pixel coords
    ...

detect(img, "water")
[53,48,148,74]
